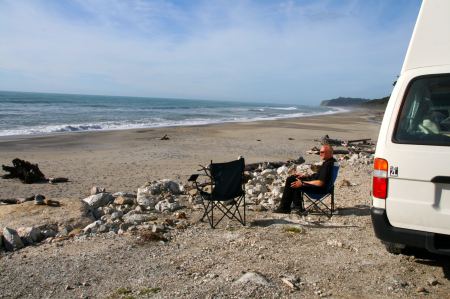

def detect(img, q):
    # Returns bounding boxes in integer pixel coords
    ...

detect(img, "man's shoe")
[291,206,305,214]
[273,207,290,214]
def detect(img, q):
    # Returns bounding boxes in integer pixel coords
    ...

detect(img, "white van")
[371,0,450,255]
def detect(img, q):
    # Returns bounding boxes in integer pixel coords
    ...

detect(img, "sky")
[0,0,422,105]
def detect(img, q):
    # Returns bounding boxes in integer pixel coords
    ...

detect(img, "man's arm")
[290,177,324,188]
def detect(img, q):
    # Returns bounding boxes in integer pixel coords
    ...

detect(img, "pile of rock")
[242,161,316,209]
[80,179,188,238]
[0,224,61,252]
[0,179,189,252]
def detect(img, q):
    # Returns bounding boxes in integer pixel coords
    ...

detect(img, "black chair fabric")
[191,158,246,228]
[210,159,245,201]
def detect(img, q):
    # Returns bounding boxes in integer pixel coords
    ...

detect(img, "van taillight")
[373,158,388,199]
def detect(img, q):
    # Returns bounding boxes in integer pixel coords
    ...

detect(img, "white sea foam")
[0,108,346,137]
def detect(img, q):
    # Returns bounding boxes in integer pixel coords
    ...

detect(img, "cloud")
[0,0,421,104]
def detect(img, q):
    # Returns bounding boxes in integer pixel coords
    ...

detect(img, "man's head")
[320,144,333,160]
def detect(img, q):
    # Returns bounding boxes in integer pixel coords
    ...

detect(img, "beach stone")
[162,179,183,194]
[155,200,181,212]
[90,186,106,195]
[58,225,73,237]
[83,220,102,233]
[0,232,3,250]
[234,272,270,286]
[254,184,268,194]
[261,169,276,177]
[271,187,282,197]
[112,192,136,198]
[41,229,57,238]
[152,224,166,233]
[114,196,135,205]
[111,211,124,221]
[277,165,289,175]
[17,227,42,245]
[137,184,163,208]
[34,194,45,205]
[82,193,114,209]
[3,227,24,251]
[123,213,157,224]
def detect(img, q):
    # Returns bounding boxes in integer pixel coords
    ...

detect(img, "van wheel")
[383,241,405,254]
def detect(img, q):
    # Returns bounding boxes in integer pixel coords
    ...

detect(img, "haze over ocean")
[0,91,340,137]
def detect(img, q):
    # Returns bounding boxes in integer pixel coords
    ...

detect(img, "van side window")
[393,75,450,146]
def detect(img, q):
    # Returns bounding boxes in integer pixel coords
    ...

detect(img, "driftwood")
[0,195,34,205]
[2,159,69,184]
[48,177,69,184]
[320,135,344,146]
[309,135,376,156]
[244,156,305,172]
[347,138,372,144]
[2,158,46,184]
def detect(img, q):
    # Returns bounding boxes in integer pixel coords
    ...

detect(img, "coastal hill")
[321,96,389,109]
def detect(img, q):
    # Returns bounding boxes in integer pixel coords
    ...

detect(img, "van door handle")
[431,176,450,184]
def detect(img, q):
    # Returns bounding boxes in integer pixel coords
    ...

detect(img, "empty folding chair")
[189,158,246,228]
[301,162,340,218]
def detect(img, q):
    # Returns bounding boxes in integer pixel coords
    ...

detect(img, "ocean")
[0,91,341,137]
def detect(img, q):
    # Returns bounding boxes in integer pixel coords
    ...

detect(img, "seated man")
[274,144,336,214]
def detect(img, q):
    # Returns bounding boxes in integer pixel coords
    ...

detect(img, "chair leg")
[202,195,246,228]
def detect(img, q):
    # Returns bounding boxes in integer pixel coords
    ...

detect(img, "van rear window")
[393,75,450,146]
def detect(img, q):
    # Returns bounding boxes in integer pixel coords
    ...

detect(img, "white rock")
[254,184,268,194]
[234,272,270,286]
[122,213,157,224]
[137,185,163,208]
[271,187,282,197]
[83,220,102,233]
[277,165,289,175]
[3,227,24,251]
[155,200,181,212]
[349,154,359,164]
[261,169,276,177]
[112,192,136,198]
[82,193,114,209]
[90,186,106,195]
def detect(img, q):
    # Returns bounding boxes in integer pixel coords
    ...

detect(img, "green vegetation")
[138,287,161,295]
[282,226,305,234]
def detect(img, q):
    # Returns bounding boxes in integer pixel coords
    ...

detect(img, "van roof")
[401,0,450,73]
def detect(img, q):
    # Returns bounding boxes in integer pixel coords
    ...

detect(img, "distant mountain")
[320,97,369,107]
[321,96,389,109]
[360,96,389,108]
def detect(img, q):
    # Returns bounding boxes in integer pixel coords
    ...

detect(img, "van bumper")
[371,207,450,256]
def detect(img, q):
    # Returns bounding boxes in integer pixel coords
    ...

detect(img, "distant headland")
[320,96,389,109]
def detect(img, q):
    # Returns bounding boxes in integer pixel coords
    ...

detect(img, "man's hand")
[290,178,303,188]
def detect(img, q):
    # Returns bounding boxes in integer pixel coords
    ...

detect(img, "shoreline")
[0,107,367,143]
[0,106,350,141]
[0,109,381,200]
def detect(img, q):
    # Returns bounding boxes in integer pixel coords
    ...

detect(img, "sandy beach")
[0,110,381,200]
[2,109,450,299]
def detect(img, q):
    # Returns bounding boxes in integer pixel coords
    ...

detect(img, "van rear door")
[385,74,450,235]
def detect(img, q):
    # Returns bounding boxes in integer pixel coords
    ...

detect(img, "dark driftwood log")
[347,138,372,144]
[0,195,34,205]
[2,158,46,184]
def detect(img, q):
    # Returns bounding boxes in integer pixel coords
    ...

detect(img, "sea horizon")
[0,90,344,138]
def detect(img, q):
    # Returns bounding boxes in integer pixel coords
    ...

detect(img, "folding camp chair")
[189,158,246,228]
[301,162,340,218]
